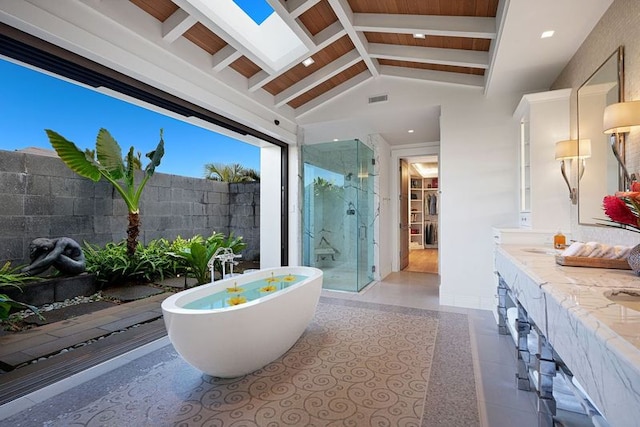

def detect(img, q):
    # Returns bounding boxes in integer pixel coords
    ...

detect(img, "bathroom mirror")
[578,46,624,225]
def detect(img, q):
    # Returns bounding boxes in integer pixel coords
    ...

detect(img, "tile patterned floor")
[0,271,540,426]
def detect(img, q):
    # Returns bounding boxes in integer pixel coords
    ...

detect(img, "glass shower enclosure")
[302,139,374,292]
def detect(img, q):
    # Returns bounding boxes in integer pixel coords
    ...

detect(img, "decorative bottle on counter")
[554,231,566,249]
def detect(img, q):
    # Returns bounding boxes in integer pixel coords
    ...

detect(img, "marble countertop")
[495,244,640,427]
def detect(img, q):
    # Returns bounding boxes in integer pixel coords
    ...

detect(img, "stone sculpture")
[21,237,86,276]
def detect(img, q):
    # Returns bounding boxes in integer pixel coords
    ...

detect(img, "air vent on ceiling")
[368,94,388,104]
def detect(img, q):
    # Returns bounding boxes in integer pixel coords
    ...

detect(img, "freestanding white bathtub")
[161,266,323,378]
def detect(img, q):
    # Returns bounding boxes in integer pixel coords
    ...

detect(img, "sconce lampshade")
[603,101,640,134]
[555,139,591,160]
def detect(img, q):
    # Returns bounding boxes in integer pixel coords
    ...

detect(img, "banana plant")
[168,233,225,285]
[46,128,165,256]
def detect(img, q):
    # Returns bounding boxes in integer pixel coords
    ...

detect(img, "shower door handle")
[359,225,366,240]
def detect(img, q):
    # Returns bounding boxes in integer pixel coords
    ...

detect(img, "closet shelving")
[409,176,438,249]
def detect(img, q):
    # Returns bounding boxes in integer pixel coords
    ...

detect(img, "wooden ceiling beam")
[381,64,484,87]
[353,14,496,39]
[212,45,242,72]
[295,70,372,117]
[162,8,198,43]
[173,0,276,73]
[274,49,361,107]
[283,0,323,18]
[327,0,379,77]
[248,21,346,92]
[369,43,489,69]
[268,0,315,49]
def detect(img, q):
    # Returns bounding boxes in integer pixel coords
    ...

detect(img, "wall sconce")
[603,101,640,188]
[555,139,591,204]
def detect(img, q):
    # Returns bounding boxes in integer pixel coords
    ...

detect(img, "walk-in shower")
[302,139,374,292]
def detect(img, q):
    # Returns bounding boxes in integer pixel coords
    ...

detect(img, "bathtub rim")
[161,266,323,315]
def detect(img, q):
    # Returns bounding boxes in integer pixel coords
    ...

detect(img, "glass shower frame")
[301,139,374,292]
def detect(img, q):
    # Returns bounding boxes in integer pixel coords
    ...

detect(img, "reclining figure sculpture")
[21,237,86,276]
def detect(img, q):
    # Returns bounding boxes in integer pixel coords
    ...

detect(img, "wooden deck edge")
[0,319,167,406]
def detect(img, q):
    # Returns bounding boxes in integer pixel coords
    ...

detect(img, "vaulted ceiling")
[0,0,613,146]
[130,0,499,117]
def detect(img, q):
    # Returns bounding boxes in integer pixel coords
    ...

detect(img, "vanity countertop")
[495,244,640,427]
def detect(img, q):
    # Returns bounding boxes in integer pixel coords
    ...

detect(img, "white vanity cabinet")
[495,245,640,427]
[513,89,571,230]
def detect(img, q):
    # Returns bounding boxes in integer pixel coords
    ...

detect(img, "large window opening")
[0,23,289,265]
[0,58,261,179]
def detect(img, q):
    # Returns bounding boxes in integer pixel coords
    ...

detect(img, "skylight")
[233,0,273,25]
[184,0,308,73]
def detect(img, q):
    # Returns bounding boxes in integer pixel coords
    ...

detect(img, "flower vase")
[627,244,640,275]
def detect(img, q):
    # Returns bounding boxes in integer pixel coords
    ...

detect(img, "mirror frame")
[577,46,624,225]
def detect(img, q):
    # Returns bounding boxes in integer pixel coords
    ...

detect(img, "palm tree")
[204,162,259,182]
[243,167,260,182]
[46,128,165,256]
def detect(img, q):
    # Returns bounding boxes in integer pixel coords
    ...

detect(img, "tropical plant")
[0,261,42,285]
[204,162,259,182]
[221,232,247,256]
[83,232,248,287]
[168,232,246,285]
[168,233,224,285]
[313,176,341,196]
[83,241,135,286]
[83,239,176,286]
[0,262,43,322]
[242,167,260,182]
[46,128,165,256]
[0,291,43,322]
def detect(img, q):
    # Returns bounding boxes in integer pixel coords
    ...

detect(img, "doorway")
[402,157,439,274]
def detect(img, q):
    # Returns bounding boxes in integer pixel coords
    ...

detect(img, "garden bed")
[2,273,98,307]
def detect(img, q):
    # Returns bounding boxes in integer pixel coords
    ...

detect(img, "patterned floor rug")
[4,298,479,426]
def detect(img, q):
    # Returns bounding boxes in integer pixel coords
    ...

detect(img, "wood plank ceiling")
[130,0,498,115]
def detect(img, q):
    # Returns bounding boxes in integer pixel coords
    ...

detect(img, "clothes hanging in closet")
[425,193,437,215]
[424,222,437,245]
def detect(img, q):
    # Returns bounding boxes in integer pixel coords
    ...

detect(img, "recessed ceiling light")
[408,129,414,133]
[333,138,339,142]
[541,30,555,39]
[302,57,315,67]
[413,33,426,39]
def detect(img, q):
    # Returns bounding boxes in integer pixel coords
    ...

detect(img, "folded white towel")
[599,244,616,259]
[579,242,599,257]
[561,242,584,257]
[561,242,631,259]
[616,246,631,259]
[588,242,605,258]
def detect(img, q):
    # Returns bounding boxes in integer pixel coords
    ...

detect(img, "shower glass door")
[356,142,374,291]
[302,140,374,292]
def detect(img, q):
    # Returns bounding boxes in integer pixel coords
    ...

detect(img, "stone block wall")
[229,182,260,261]
[0,150,260,265]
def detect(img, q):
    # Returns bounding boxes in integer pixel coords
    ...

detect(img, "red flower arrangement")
[602,181,640,231]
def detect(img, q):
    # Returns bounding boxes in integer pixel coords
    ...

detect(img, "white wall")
[260,145,282,268]
[439,95,519,309]
[300,77,520,310]
[288,144,302,266]
[552,0,640,248]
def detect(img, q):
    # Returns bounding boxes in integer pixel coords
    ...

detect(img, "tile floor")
[1,271,542,426]
[324,271,539,427]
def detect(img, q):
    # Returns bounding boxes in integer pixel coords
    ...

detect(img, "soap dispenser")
[554,231,566,249]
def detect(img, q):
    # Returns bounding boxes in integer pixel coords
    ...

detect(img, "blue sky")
[0,59,260,178]
[233,0,273,24]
